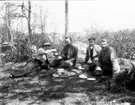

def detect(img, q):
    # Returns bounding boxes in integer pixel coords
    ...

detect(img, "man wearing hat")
[9,42,53,78]
[34,42,53,68]
[83,37,102,73]
[38,42,51,53]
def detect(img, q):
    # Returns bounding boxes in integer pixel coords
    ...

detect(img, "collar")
[89,45,94,49]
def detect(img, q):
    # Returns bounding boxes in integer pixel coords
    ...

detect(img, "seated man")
[83,37,102,73]
[51,37,78,68]
[37,42,55,68]
[10,58,44,78]
[9,43,52,78]
[99,38,120,80]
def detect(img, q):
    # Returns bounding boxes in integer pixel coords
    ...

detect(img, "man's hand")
[93,57,99,62]
[57,55,63,60]
[82,64,89,70]
[110,73,119,85]
[65,60,70,63]
[112,73,118,80]
[95,66,102,71]
[65,60,73,66]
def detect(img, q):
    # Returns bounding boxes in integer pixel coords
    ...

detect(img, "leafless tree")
[65,0,68,37]
[39,6,48,35]
[0,2,19,45]
[21,0,32,42]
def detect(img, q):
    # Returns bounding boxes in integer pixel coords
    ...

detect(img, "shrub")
[84,29,135,59]
[2,32,53,63]
[2,37,32,63]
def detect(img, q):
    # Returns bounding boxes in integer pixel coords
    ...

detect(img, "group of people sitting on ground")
[31,37,78,70]
[83,37,120,80]
[33,36,120,77]
[10,36,120,81]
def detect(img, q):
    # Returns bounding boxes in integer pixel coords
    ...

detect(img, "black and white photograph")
[0,0,135,105]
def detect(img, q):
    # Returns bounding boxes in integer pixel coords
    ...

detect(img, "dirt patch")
[0,65,135,105]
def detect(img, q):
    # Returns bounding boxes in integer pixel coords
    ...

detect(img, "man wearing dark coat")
[99,38,120,78]
[51,37,78,68]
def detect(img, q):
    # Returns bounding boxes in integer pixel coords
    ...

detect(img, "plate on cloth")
[79,74,88,79]
[57,56,63,60]
[53,74,59,77]
[78,65,85,70]
[87,78,96,81]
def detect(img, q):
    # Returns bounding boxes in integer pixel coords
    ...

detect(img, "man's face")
[65,38,71,45]
[89,40,95,47]
[101,41,108,48]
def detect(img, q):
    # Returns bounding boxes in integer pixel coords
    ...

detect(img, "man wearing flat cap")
[84,37,102,73]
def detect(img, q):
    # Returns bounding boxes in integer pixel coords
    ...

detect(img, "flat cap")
[88,37,96,41]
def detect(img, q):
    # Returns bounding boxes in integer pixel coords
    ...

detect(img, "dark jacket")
[99,46,120,74]
[61,44,78,66]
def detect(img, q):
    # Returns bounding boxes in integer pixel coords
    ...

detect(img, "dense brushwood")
[113,59,135,91]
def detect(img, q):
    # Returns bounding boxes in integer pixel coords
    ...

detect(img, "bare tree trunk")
[43,15,46,34]
[65,0,68,38]
[7,20,14,46]
[39,6,47,35]
[28,0,32,42]
[5,2,14,45]
[40,6,43,34]
[5,3,10,42]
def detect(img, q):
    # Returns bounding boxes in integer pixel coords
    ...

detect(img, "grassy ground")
[0,64,135,105]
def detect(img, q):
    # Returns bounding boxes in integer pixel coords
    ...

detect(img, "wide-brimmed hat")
[42,42,51,46]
